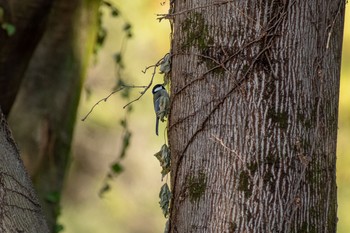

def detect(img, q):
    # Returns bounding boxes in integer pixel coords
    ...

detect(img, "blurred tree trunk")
[169,0,345,232]
[8,0,100,231]
[0,109,49,232]
[0,0,53,115]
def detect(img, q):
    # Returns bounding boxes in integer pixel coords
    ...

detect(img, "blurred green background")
[59,2,350,232]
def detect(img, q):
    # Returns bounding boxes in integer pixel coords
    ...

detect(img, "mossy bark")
[169,0,345,232]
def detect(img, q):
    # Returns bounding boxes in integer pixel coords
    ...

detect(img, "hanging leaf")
[114,53,122,63]
[111,162,124,174]
[45,191,61,204]
[119,131,131,159]
[114,52,125,69]
[2,23,15,36]
[0,8,16,37]
[96,27,107,46]
[54,224,64,233]
[111,8,119,17]
[102,0,112,7]
[99,183,111,197]
[120,119,127,127]
[159,183,171,218]
[126,31,133,38]
[123,23,131,31]
[102,0,120,17]
[126,105,133,113]
[123,23,132,31]
[154,144,171,180]
[123,22,133,38]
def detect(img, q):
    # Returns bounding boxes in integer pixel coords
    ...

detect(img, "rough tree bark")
[8,0,100,230]
[168,0,345,232]
[0,109,49,232]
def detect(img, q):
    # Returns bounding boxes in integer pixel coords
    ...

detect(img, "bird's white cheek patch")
[153,86,163,93]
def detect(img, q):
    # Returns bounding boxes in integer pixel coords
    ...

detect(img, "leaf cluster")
[99,111,132,197]
[94,1,133,57]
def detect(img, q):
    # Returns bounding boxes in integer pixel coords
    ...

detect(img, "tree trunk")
[168,0,345,232]
[8,0,100,230]
[0,109,49,232]
[0,0,53,116]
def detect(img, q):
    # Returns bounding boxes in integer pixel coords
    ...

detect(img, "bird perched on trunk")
[152,84,170,136]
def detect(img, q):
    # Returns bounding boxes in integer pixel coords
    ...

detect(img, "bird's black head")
[152,84,165,94]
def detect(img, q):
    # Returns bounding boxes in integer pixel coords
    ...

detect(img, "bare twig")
[122,81,153,109]
[326,0,344,49]
[82,53,171,120]
[123,54,170,108]
[81,85,147,121]
[142,64,158,74]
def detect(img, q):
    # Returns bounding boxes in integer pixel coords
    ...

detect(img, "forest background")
[33,1,350,232]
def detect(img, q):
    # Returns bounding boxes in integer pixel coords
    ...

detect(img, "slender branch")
[326,0,344,49]
[123,54,170,108]
[81,85,146,121]
[83,53,170,120]
[142,64,158,73]
[122,82,153,109]
[122,64,158,109]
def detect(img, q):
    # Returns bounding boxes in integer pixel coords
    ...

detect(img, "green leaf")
[126,105,133,113]
[111,8,119,17]
[122,130,131,150]
[123,23,132,38]
[96,27,107,46]
[126,32,133,38]
[116,79,125,88]
[159,183,171,218]
[111,162,124,174]
[102,1,119,17]
[114,53,122,64]
[54,224,64,233]
[119,131,131,159]
[123,23,132,31]
[113,52,125,69]
[119,119,126,127]
[45,191,61,204]
[99,183,111,197]
[121,88,130,98]
[2,23,16,36]
[102,1,112,7]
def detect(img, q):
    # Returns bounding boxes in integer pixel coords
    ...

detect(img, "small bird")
[152,84,170,136]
